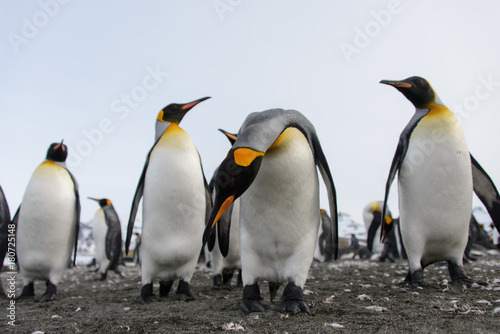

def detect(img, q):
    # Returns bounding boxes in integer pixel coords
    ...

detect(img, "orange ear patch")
[234,148,264,167]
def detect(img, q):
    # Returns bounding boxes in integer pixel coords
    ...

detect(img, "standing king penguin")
[16,141,80,301]
[89,198,122,281]
[0,186,11,297]
[203,109,338,314]
[380,76,500,287]
[125,97,212,302]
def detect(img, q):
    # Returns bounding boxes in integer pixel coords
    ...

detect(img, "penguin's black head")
[46,140,68,162]
[157,96,211,124]
[88,197,111,208]
[202,147,264,245]
[380,76,436,109]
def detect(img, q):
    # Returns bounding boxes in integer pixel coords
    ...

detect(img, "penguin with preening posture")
[313,209,335,262]
[88,198,122,281]
[207,129,242,290]
[125,97,212,302]
[16,141,80,301]
[380,76,500,287]
[203,109,338,314]
[0,186,11,297]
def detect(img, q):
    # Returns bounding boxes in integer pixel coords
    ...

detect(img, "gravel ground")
[1,251,499,333]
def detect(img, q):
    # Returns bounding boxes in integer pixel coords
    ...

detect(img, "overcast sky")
[2,1,500,230]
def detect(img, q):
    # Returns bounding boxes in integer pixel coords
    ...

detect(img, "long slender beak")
[181,96,211,111]
[380,80,412,88]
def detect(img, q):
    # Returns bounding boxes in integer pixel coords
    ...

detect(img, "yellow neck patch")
[164,122,184,135]
[425,102,452,118]
[234,148,264,167]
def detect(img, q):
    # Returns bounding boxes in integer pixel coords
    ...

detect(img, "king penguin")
[125,97,212,302]
[203,109,338,314]
[16,141,80,301]
[380,76,500,287]
[363,201,391,255]
[207,129,242,290]
[313,209,335,262]
[89,198,122,281]
[0,185,11,297]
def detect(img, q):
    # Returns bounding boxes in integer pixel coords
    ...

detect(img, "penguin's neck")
[42,159,67,169]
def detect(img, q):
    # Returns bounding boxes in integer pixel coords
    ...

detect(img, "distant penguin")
[380,76,500,287]
[203,109,338,314]
[0,186,11,297]
[363,201,390,255]
[313,210,335,262]
[16,141,80,301]
[88,198,122,281]
[207,129,242,290]
[125,97,212,302]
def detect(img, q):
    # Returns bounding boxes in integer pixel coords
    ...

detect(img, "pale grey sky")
[2,1,500,230]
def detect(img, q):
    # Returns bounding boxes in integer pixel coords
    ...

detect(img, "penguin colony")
[0,77,499,316]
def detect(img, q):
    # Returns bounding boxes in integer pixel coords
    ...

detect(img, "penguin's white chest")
[17,161,77,281]
[398,111,472,262]
[239,128,319,284]
[142,126,205,267]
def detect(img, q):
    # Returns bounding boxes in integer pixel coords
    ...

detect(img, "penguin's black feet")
[140,283,158,303]
[94,273,107,281]
[401,269,426,288]
[268,282,281,303]
[222,268,235,290]
[448,262,475,287]
[276,282,310,315]
[40,282,57,302]
[212,274,223,290]
[15,282,37,302]
[159,280,174,298]
[175,279,194,301]
[241,283,269,314]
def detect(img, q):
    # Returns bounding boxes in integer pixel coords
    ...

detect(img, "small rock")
[324,322,345,329]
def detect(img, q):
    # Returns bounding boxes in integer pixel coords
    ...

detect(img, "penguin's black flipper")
[66,170,80,267]
[470,154,500,232]
[103,204,122,270]
[367,212,381,252]
[125,144,156,255]
[309,131,338,260]
[217,203,233,257]
[199,151,216,252]
[381,109,430,242]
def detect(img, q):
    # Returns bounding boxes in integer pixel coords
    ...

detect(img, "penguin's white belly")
[141,138,205,282]
[92,210,110,273]
[17,162,77,283]
[239,128,319,287]
[399,123,472,266]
